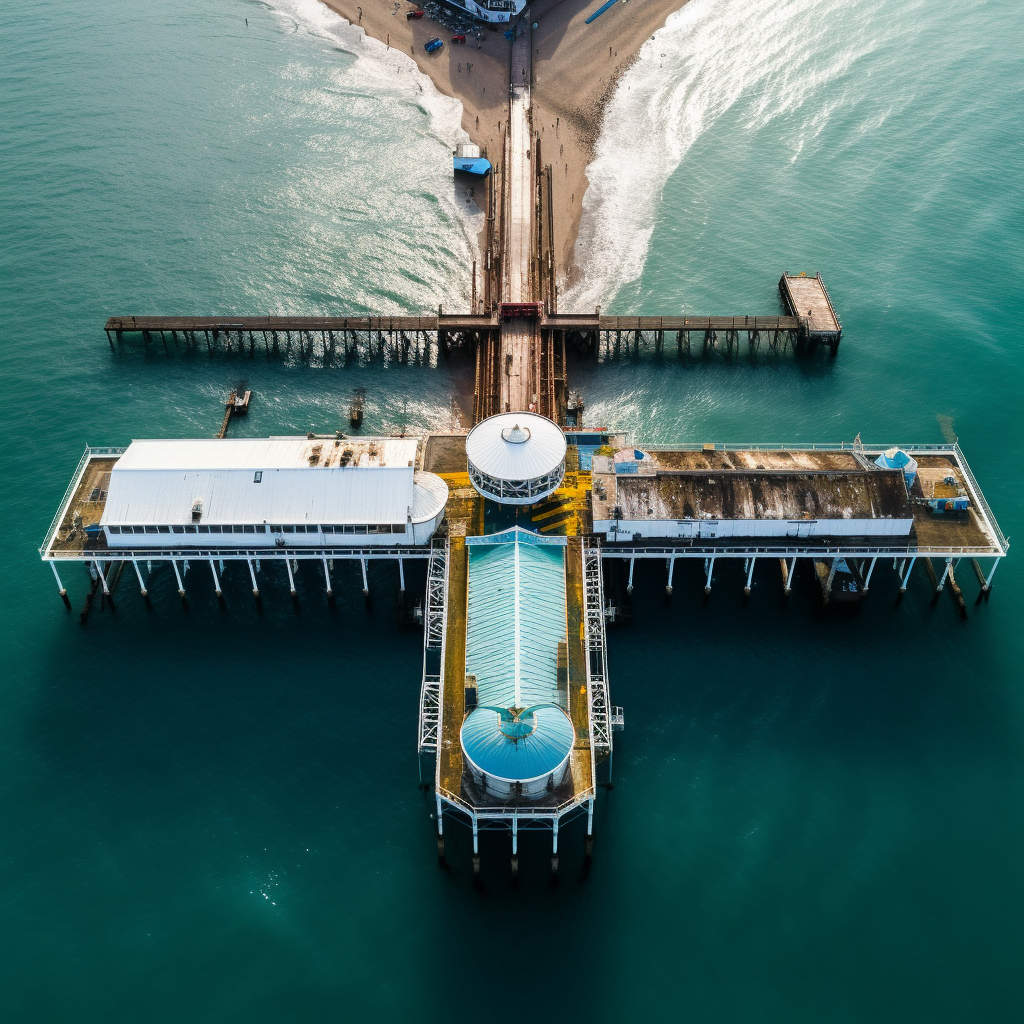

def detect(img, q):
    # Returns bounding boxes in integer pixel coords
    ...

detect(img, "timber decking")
[779,273,842,344]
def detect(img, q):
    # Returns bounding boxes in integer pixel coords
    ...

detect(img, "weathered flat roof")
[609,469,911,522]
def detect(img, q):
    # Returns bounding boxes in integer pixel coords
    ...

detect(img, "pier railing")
[38,446,127,558]
[952,442,1009,554]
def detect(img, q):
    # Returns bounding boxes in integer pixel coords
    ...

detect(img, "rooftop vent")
[191,498,203,522]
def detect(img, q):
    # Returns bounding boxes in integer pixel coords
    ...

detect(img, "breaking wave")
[565,0,910,311]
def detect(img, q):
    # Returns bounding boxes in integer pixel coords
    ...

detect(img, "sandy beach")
[320,0,688,290]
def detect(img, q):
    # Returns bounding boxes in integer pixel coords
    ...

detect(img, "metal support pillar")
[247,558,259,598]
[826,558,838,594]
[666,556,676,596]
[398,557,405,592]
[171,560,185,597]
[744,557,756,596]
[863,556,877,593]
[49,561,67,598]
[472,818,480,875]
[208,559,221,597]
[627,557,635,595]
[937,557,952,592]
[94,560,110,596]
[984,558,1000,592]
[360,558,369,596]
[435,794,445,861]
[704,557,714,595]
[286,558,297,597]
[899,556,917,592]
[785,555,796,595]
[511,813,519,878]
[132,559,147,597]
[322,557,333,598]
[551,818,559,875]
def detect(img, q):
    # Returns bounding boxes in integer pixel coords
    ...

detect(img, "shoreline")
[319,0,688,294]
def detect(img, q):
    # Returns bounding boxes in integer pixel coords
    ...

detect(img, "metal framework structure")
[583,540,612,763]
[417,538,449,756]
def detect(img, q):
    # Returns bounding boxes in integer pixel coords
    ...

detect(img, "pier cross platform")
[53,22,1008,877]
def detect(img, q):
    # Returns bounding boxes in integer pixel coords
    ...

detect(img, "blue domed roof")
[461,704,575,783]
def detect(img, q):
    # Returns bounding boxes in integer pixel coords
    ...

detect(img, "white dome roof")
[466,413,566,481]
[411,471,449,524]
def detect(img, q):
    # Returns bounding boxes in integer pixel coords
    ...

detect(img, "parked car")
[451,33,466,43]
[406,9,424,18]
[424,37,444,53]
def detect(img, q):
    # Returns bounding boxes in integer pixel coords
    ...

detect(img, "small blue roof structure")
[454,156,492,176]
[875,446,918,486]
[462,705,574,783]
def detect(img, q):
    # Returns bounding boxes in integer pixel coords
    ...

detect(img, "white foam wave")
[565,0,903,311]
[260,0,483,310]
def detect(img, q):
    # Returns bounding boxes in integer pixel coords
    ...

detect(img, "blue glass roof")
[465,528,567,710]
[461,705,575,783]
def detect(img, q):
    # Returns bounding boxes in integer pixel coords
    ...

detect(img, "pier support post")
[551,818,559,876]
[585,798,594,859]
[744,557,756,596]
[208,559,221,598]
[666,556,675,596]
[511,813,519,879]
[984,557,1000,593]
[704,557,715,595]
[626,557,635,595]
[49,561,68,599]
[247,558,260,599]
[132,559,147,597]
[899,556,917,593]
[285,558,297,598]
[785,555,796,595]
[322,557,333,598]
[435,794,445,862]
[472,818,480,876]
[826,558,838,595]
[398,557,405,593]
[171,559,185,598]
[94,560,110,596]
[863,556,877,594]
[360,558,369,597]
[936,557,952,593]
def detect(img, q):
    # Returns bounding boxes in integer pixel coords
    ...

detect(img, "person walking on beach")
[357,6,362,22]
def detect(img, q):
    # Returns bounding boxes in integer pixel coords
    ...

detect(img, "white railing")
[599,541,1002,559]
[45,545,433,561]
[583,540,612,760]
[952,442,1009,554]
[38,446,127,557]
[418,538,449,754]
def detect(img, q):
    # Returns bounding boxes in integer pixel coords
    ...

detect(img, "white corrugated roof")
[465,413,566,481]
[101,437,444,526]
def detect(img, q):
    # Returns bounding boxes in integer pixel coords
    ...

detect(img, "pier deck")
[779,273,842,351]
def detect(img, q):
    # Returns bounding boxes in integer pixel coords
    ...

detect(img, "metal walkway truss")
[417,537,449,755]
[583,540,613,760]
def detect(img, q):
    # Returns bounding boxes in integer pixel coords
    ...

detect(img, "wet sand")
[320,0,688,288]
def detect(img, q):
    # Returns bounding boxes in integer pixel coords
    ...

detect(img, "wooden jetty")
[779,273,842,353]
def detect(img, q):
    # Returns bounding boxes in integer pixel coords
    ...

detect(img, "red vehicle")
[406,9,424,18]
[451,33,466,43]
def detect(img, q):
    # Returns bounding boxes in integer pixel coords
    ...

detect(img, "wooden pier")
[779,273,842,353]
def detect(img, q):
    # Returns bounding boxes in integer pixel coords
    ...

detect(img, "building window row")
[468,460,565,500]
[108,523,406,535]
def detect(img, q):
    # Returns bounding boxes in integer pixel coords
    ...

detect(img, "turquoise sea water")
[1,0,1022,1021]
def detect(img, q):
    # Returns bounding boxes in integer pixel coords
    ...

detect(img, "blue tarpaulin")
[453,157,492,176]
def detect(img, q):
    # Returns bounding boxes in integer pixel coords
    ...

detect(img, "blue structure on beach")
[453,143,491,177]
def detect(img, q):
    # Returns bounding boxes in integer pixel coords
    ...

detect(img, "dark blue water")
[2,0,1021,1021]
